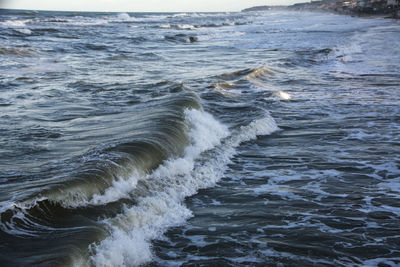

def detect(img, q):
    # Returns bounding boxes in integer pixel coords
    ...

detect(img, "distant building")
[288,0,399,15]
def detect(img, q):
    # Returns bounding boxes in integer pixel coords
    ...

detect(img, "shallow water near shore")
[0,9,400,266]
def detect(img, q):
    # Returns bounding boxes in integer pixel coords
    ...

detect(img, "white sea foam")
[65,17,109,26]
[109,13,142,23]
[361,257,400,267]
[0,19,32,35]
[124,14,169,23]
[246,168,347,202]
[89,110,278,266]
[175,24,197,30]
[0,197,47,215]
[249,183,304,201]
[0,20,28,27]
[117,13,131,21]
[275,90,291,100]
[358,195,400,216]
[170,13,189,18]
[14,28,32,35]
[88,171,141,206]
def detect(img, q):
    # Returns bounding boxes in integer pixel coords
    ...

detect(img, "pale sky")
[1,0,303,12]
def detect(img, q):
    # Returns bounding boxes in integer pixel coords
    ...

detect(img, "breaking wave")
[89,111,278,266]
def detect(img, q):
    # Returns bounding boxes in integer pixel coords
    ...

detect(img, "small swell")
[0,46,36,56]
[245,67,274,80]
[164,34,198,43]
[215,67,274,81]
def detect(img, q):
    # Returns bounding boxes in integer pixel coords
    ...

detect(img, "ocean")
[0,8,399,266]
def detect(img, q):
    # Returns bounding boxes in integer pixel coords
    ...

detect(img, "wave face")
[1,8,400,267]
[89,111,277,266]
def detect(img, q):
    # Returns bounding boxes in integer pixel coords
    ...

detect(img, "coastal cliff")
[287,0,400,18]
[242,0,400,18]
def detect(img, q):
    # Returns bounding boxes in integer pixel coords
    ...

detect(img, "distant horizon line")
[0,5,292,14]
[0,7,236,13]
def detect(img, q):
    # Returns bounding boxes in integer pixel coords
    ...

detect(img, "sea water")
[0,9,399,266]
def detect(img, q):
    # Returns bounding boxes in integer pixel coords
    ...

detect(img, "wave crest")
[89,112,278,266]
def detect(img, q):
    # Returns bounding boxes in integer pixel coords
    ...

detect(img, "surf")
[88,110,278,266]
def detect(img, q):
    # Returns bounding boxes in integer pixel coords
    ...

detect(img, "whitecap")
[160,24,171,29]
[0,20,28,27]
[14,28,32,35]
[274,90,291,100]
[117,13,131,21]
[88,110,279,266]
[170,13,189,18]
[66,17,109,26]
[175,24,197,30]
[83,109,229,208]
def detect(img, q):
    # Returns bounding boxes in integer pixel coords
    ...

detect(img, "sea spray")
[89,110,278,266]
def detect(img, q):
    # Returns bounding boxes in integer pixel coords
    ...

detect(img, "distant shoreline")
[242,1,400,20]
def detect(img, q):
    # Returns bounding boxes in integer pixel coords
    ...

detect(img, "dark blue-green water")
[0,8,400,266]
